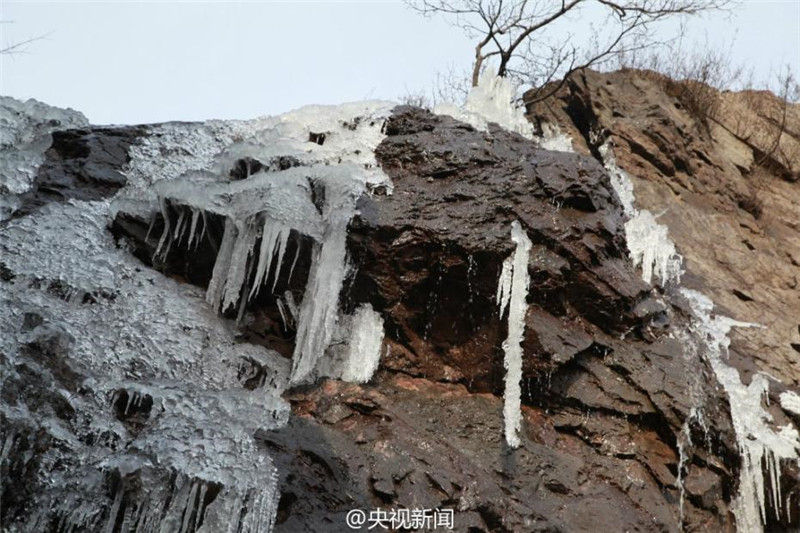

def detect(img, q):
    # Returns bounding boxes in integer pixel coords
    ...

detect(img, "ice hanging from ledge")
[143,101,394,386]
[599,142,683,286]
[496,220,532,448]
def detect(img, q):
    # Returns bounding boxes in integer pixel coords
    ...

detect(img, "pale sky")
[1,0,798,125]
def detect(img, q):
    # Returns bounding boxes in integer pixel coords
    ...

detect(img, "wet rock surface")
[4,79,800,532]
[107,106,748,531]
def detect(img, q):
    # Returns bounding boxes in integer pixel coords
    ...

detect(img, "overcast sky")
[1,1,797,125]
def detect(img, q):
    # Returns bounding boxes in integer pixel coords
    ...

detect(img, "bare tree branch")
[0,21,51,56]
[407,0,729,100]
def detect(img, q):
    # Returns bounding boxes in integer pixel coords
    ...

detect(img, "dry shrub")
[618,43,738,128]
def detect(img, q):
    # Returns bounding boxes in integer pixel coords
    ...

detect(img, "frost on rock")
[496,220,532,448]
[681,289,800,532]
[126,101,394,385]
[599,142,682,286]
[0,96,89,220]
[339,304,385,383]
[0,199,289,531]
[434,69,534,139]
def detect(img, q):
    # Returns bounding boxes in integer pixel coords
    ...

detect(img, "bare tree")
[0,20,50,55]
[408,0,729,104]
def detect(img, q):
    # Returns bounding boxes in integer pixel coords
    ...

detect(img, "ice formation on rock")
[339,304,385,383]
[599,134,800,531]
[599,142,683,286]
[0,96,89,219]
[434,69,535,139]
[0,98,396,531]
[126,101,393,385]
[780,391,800,416]
[537,122,574,152]
[682,289,800,531]
[0,200,288,531]
[496,221,532,448]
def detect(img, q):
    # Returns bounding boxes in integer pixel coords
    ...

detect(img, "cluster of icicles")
[486,124,800,530]
[600,141,800,532]
[148,153,386,389]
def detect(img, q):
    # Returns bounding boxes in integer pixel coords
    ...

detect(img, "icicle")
[154,197,172,259]
[179,481,200,533]
[287,234,301,286]
[677,414,694,528]
[340,304,384,383]
[221,220,258,312]
[496,220,532,448]
[206,218,237,310]
[625,210,683,286]
[237,250,257,323]
[289,218,349,385]
[188,208,200,248]
[598,142,682,286]
[271,228,289,292]
[283,291,298,322]
[198,210,209,249]
[104,485,124,533]
[276,299,289,331]
[194,482,208,531]
[496,255,513,316]
[248,220,292,302]
[144,212,157,243]
[173,208,186,243]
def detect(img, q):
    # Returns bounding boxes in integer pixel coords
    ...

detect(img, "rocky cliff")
[1,70,799,533]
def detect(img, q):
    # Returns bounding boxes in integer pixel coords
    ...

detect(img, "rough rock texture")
[526,69,800,397]
[108,106,751,531]
[5,73,800,532]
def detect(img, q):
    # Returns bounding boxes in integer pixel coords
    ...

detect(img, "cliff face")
[2,71,800,533]
[526,68,800,411]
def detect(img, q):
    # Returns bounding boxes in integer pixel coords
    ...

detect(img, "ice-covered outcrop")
[600,140,798,532]
[124,102,393,386]
[0,96,88,219]
[682,289,800,531]
[0,200,288,531]
[0,97,399,532]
